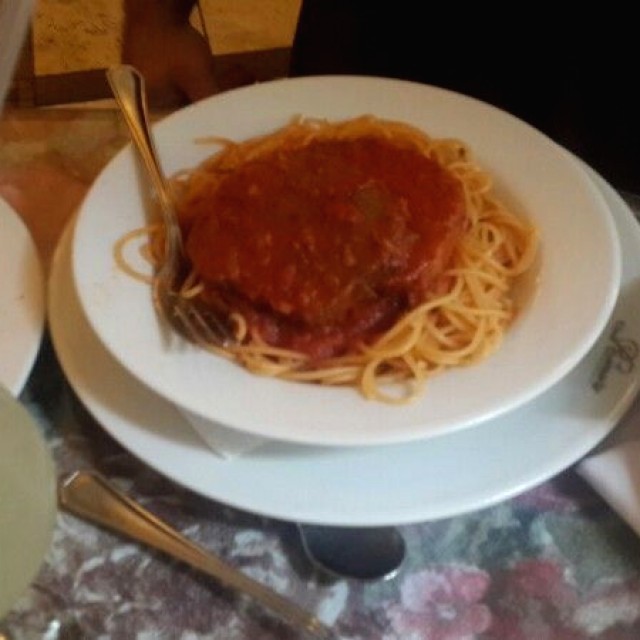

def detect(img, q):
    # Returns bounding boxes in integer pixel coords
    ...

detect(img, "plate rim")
[0,197,45,395]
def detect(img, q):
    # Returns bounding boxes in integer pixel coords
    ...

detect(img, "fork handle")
[59,471,334,640]
[106,65,179,242]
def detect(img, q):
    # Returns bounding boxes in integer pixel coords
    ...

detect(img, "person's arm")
[122,0,218,107]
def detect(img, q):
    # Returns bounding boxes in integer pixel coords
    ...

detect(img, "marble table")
[2,106,640,640]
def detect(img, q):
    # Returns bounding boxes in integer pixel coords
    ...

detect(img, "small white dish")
[50,162,640,526]
[0,384,56,618]
[72,76,621,447]
[0,197,45,395]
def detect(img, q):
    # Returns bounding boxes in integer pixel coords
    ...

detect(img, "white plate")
[50,162,640,526]
[0,197,45,395]
[71,77,621,447]
[0,384,56,618]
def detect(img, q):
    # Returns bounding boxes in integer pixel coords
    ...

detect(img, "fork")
[106,64,233,347]
[59,470,335,640]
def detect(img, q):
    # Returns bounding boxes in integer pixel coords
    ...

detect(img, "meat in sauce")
[180,135,467,359]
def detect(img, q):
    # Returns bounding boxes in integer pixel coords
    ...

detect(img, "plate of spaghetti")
[72,76,620,446]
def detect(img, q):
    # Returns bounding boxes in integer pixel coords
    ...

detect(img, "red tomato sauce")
[181,135,466,360]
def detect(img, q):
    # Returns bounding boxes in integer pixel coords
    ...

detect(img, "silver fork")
[59,471,335,640]
[106,64,233,347]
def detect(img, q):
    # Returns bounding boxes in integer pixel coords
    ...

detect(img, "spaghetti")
[118,116,538,403]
